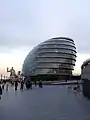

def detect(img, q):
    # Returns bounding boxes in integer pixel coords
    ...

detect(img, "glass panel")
[37,48,76,54]
[37,63,74,69]
[37,58,75,64]
[40,45,76,51]
[33,68,72,75]
[37,53,76,59]
[44,39,75,45]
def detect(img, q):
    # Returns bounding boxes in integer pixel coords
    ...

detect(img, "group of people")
[10,78,43,91]
[68,82,82,93]
[0,67,43,99]
[0,79,43,100]
[0,81,9,99]
[25,79,43,89]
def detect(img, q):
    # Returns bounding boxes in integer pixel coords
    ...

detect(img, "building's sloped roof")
[52,37,74,42]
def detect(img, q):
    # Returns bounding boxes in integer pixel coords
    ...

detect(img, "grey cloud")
[0,0,90,54]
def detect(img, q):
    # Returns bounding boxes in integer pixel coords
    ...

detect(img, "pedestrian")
[65,79,67,82]
[0,85,2,100]
[2,82,4,90]
[15,81,18,91]
[20,81,24,90]
[39,80,43,88]
[25,76,31,89]
[30,81,32,89]
[14,75,18,91]
[26,80,29,89]
[34,80,37,87]
[6,82,9,91]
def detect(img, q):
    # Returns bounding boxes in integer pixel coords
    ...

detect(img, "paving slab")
[0,85,90,120]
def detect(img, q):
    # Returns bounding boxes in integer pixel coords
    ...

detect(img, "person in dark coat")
[2,82,4,90]
[34,80,37,87]
[26,80,30,89]
[39,80,43,88]
[20,81,24,90]
[14,75,18,91]
[15,81,18,91]
[0,85,2,99]
[30,81,32,89]
[25,76,32,89]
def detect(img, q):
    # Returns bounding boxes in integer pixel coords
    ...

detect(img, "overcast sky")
[0,0,90,76]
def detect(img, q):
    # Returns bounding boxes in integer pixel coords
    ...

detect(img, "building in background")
[81,59,90,99]
[81,59,90,80]
[22,37,77,80]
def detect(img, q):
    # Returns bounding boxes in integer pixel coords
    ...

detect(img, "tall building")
[22,37,76,80]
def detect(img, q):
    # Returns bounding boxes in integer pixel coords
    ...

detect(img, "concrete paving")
[0,84,90,120]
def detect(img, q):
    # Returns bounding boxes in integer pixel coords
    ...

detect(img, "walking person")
[30,81,32,89]
[15,80,18,91]
[0,85,2,100]
[34,80,37,87]
[25,76,31,89]
[14,75,18,91]
[20,81,24,90]
[39,80,43,88]
[15,81,18,91]
[2,82,5,90]
[6,82,9,92]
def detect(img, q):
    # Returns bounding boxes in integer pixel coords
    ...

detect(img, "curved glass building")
[22,37,77,80]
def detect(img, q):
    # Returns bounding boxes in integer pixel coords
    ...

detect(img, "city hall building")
[22,37,77,80]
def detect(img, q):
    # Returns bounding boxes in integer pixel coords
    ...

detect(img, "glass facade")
[22,37,76,79]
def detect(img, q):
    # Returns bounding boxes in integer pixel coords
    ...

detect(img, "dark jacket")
[0,85,2,95]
